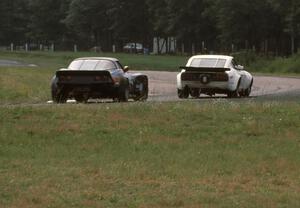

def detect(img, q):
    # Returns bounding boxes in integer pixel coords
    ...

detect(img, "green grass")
[0,51,188,71]
[233,51,300,75]
[249,54,300,74]
[0,67,53,104]
[0,102,300,207]
[0,51,300,207]
[1,50,300,74]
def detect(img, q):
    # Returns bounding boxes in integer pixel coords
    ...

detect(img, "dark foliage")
[0,0,299,55]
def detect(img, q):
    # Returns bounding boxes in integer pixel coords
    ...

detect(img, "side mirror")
[236,65,244,70]
[123,66,129,72]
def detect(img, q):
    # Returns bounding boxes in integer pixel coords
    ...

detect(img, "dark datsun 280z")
[51,57,148,103]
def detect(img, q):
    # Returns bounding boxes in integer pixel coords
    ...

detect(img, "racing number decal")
[200,74,210,84]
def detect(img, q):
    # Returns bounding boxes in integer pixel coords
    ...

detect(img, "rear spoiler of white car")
[180,66,230,72]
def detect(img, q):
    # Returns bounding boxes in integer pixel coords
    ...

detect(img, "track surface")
[0,59,37,67]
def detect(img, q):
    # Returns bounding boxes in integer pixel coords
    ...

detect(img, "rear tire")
[190,89,200,98]
[227,79,241,98]
[178,87,189,99]
[227,91,237,98]
[74,94,88,103]
[133,79,148,101]
[133,91,148,101]
[53,90,67,103]
[118,81,129,102]
[244,79,253,97]
[51,76,67,103]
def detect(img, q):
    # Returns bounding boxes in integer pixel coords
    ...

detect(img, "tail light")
[59,76,72,81]
[112,77,120,84]
[215,73,228,81]
[94,75,110,82]
[181,73,194,80]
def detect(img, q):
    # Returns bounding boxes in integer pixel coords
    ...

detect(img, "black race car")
[51,57,148,103]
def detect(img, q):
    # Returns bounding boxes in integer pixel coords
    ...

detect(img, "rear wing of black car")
[56,70,111,77]
[179,66,230,72]
[56,70,113,83]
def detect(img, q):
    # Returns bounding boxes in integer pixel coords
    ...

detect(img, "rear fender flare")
[177,73,183,89]
[51,75,59,100]
[228,72,241,91]
[133,75,148,88]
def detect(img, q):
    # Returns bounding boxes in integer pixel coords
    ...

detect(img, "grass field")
[0,51,188,71]
[249,54,300,74]
[1,102,300,207]
[0,67,53,104]
[232,51,300,75]
[1,50,300,74]
[0,51,300,207]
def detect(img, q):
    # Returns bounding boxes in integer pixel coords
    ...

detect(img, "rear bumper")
[57,82,119,98]
[181,80,229,90]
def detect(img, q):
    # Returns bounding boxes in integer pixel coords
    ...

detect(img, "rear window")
[95,60,116,70]
[80,60,99,70]
[68,60,83,70]
[68,60,116,70]
[190,58,226,68]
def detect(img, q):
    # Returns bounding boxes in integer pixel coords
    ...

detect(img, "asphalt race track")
[0,59,37,67]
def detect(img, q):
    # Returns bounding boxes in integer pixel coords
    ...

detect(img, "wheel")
[51,76,58,101]
[178,87,189,99]
[238,89,245,97]
[227,78,241,98]
[51,76,67,103]
[190,89,200,98]
[53,90,67,103]
[227,91,238,98]
[74,94,88,103]
[244,79,253,97]
[133,91,148,101]
[118,81,129,102]
[133,80,148,101]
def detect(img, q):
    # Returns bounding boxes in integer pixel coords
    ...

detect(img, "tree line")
[0,0,299,55]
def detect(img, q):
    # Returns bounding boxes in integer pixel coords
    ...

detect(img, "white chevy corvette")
[177,55,253,98]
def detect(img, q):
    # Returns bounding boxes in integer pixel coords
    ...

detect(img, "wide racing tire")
[178,87,189,99]
[133,77,148,101]
[118,80,129,102]
[53,90,67,103]
[244,79,253,97]
[190,88,200,98]
[227,78,241,98]
[74,94,88,103]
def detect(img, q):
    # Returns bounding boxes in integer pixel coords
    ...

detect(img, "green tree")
[109,0,152,50]
[166,0,218,53]
[0,0,29,45]
[146,1,168,37]
[27,0,70,47]
[215,0,276,52]
[65,0,113,50]
[282,0,300,54]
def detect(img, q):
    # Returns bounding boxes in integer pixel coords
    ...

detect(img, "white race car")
[177,55,253,98]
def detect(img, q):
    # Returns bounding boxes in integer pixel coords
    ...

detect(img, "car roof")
[74,57,119,62]
[186,55,234,68]
[190,55,233,60]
